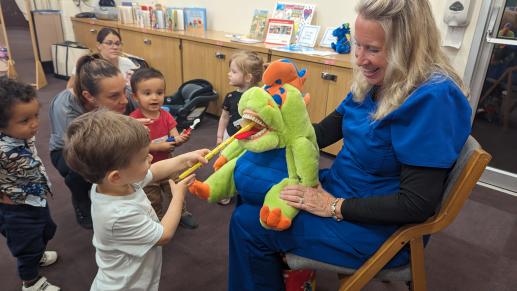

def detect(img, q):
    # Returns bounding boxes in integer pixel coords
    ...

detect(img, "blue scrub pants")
[228,201,409,291]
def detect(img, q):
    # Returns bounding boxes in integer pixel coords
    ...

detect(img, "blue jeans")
[0,203,57,281]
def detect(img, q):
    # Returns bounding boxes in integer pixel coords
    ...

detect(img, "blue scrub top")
[232,75,472,269]
[320,75,472,200]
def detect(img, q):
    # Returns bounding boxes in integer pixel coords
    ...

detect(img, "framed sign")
[319,26,338,48]
[296,24,320,47]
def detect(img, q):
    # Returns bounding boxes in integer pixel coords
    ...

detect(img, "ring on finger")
[299,197,304,204]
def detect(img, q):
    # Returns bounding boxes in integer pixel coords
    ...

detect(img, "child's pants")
[144,180,187,219]
[0,204,57,281]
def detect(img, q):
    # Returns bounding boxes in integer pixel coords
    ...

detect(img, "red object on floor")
[283,269,316,291]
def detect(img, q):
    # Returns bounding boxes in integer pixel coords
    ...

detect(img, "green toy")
[189,59,319,231]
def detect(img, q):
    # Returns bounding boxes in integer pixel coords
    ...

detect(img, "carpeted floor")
[2,28,517,291]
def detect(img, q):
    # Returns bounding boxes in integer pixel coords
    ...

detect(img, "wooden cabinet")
[120,29,182,95]
[271,54,352,155]
[323,66,352,155]
[72,21,105,51]
[182,40,268,115]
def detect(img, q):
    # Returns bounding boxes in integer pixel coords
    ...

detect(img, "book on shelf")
[137,5,152,28]
[271,2,316,42]
[165,7,184,31]
[247,9,269,41]
[154,4,165,29]
[183,8,207,33]
[118,6,134,25]
[264,18,295,46]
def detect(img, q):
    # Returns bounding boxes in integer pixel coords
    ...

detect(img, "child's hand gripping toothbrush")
[167,118,201,142]
[176,123,254,181]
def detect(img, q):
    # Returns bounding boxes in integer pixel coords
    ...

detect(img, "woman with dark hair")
[67,27,139,88]
[49,55,135,229]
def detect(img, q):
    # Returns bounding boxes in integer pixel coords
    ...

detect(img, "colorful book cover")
[265,18,295,45]
[271,2,316,41]
[184,8,207,33]
[248,9,269,41]
[166,7,184,31]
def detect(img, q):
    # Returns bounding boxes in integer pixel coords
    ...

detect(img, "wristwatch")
[330,198,343,221]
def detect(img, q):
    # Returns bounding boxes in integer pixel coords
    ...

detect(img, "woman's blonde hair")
[352,0,468,120]
[229,51,264,86]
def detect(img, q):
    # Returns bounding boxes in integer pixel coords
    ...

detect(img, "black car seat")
[163,79,218,130]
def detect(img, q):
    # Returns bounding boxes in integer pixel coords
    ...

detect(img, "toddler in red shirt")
[130,68,198,229]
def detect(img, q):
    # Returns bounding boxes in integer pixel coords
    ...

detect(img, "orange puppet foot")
[213,156,228,171]
[259,206,292,231]
[188,180,210,200]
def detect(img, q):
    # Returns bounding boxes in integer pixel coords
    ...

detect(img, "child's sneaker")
[22,276,60,291]
[39,251,58,267]
[217,197,232,205]
[179,211,198,229]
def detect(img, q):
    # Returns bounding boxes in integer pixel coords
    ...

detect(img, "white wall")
[60,0,482,78]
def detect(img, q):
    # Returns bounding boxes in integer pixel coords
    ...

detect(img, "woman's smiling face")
[354,15,388,86]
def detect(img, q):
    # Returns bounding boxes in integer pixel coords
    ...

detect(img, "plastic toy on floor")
[188,59,319,231]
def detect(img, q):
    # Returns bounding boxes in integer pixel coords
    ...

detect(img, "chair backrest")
[176,79,215,103]
[336,136,491,291]
[423,136,491,234]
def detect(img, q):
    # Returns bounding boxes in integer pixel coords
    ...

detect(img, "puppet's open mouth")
[235,110,270,140]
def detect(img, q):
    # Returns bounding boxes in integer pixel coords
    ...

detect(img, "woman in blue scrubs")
[228,0,472,290]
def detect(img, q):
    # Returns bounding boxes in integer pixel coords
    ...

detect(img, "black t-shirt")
[222,91,243,136]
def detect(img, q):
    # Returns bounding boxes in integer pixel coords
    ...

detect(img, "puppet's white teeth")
[250,128,268,139]
[242,113,266,128]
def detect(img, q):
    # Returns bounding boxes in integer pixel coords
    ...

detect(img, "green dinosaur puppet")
[189,59,319,231]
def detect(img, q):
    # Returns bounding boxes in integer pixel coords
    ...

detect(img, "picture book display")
[320,26,338,48]
[184,8,207,33]
[166,7,184,31]
[296,24,320,47]
[271,2,316,41]
[248,9,269,41]
[264,19,294,45]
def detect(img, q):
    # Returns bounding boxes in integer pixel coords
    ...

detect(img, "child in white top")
[63,110,208,291]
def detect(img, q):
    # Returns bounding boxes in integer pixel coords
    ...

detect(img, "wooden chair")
[286,136,492,291]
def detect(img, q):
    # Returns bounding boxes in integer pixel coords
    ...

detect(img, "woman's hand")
[125,69,135,86]
[280,184,335,218]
